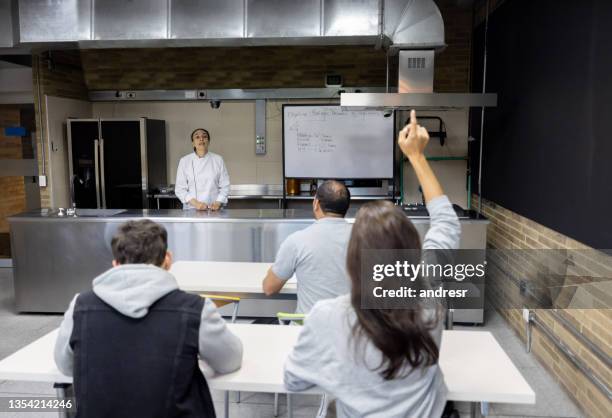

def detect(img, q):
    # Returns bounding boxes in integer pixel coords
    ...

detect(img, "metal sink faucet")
[70,175,83,209]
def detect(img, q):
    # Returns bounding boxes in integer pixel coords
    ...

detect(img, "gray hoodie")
[284,195,461,418]
[54,264,243,376]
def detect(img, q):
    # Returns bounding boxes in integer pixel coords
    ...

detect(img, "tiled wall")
[474,194,612,418]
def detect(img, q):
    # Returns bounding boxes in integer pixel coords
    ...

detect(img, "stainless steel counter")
[15,208,331,222]
[13,207,483,222]
[9,209,488,316]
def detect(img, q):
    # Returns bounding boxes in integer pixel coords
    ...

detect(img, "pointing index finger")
[410,109,417,132]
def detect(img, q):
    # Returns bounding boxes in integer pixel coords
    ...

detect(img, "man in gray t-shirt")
[262,181,352,314]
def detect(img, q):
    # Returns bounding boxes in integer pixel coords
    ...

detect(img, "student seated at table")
[283,110,461,418]
[262,180,352,313]
[54,219,243,418]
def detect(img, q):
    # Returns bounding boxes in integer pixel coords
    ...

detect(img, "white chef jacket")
[175,151,230,209]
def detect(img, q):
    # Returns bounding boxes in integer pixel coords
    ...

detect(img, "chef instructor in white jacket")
[175,128,230,211]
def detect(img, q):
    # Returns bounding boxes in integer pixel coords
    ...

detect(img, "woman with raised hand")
[283,110,461,417]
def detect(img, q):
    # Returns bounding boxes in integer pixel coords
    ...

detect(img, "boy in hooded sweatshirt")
[54,219,242,418]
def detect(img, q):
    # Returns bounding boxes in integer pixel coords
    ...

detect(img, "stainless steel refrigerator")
[67,118,167,209]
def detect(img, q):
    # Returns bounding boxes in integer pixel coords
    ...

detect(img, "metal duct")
[384,0,445,49]
[94,0,167,40]
[0,0,19,48]
[13,0,444,49]
[171,0,245,39]
[17,0,91,43]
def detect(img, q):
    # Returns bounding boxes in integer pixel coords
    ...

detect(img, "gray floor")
[0,268,584,418]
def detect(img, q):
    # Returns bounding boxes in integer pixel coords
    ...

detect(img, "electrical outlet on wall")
[255,135,266,155]
[522,308,531,323]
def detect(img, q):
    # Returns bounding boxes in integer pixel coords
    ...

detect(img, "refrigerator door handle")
[100,138,107,209]
[94,139,101,209]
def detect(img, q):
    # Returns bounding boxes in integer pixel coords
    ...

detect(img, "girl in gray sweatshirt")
[284,111,461,418]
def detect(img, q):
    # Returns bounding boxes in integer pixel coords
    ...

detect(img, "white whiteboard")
[283,106,394,178]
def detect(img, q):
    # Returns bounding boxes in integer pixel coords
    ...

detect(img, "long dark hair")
[347,201,441,380]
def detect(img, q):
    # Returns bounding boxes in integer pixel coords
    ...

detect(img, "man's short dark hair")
[315,180,351,217]
[111,220,168,266]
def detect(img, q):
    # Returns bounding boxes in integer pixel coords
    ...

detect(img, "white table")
[213,325,536,412]
[170,261,297,295]
[170,261,297,317]
[0,324,534,418]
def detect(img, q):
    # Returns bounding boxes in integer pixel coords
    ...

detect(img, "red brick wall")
[0,106,27,257]
[474,194,612,418]
[80,46,389,90]
[0,106,22,159]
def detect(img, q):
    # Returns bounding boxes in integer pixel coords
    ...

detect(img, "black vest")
[70,289,216,418]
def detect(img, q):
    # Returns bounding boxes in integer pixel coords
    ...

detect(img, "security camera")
[210,100,221,109]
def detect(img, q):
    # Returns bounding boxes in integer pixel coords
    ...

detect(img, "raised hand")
[398,109,430,159]
[398,109,443,203]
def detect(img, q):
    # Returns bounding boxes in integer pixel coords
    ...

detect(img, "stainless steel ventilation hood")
[12,0,445,49]
[342,49,496,109]
[340,92,497,109]
[0,0,18,48]
[6,0,494,109]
